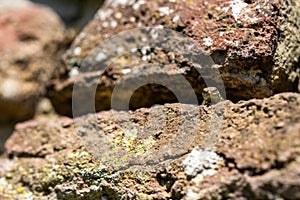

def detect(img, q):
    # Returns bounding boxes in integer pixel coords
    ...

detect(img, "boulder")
[0,0,65,123]
[1,92,300,199]
[48,0,300,116]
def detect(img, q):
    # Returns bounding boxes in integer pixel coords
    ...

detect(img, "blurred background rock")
[30,0,104,28]
[0,0,105,154]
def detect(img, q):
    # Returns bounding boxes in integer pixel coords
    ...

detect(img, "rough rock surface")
[48,0,300,116]
[0,92,299,199]
[0,0,65,123]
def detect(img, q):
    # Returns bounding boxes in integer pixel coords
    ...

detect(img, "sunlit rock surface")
[1,93,299,199]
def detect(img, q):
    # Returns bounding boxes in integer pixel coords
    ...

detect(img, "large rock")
[0,0,65,123]
[1,92,300,199]
[48,0,300,116]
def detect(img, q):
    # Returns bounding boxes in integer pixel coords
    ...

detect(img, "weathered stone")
[5,118,79,158]
[0,1,65,123]
[48,0,300,116]
[1,92,299,199]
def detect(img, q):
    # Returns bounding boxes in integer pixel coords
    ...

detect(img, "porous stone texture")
[1,92,299,199]
[48,0,300,116]
[0,1,65,123]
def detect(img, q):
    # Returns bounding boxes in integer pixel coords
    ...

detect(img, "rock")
[1,92,300,199]
[48,0,300,117]
[29,0,104,28]
[5,117,78,158]
[0,1,65,123]
[33,98,58,120]
[0,0,31,12]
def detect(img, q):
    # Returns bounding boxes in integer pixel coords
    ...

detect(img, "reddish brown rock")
[5,117,79,158]
[0,1,65,123]
[48,0,300,116]
[0,92,299,199]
